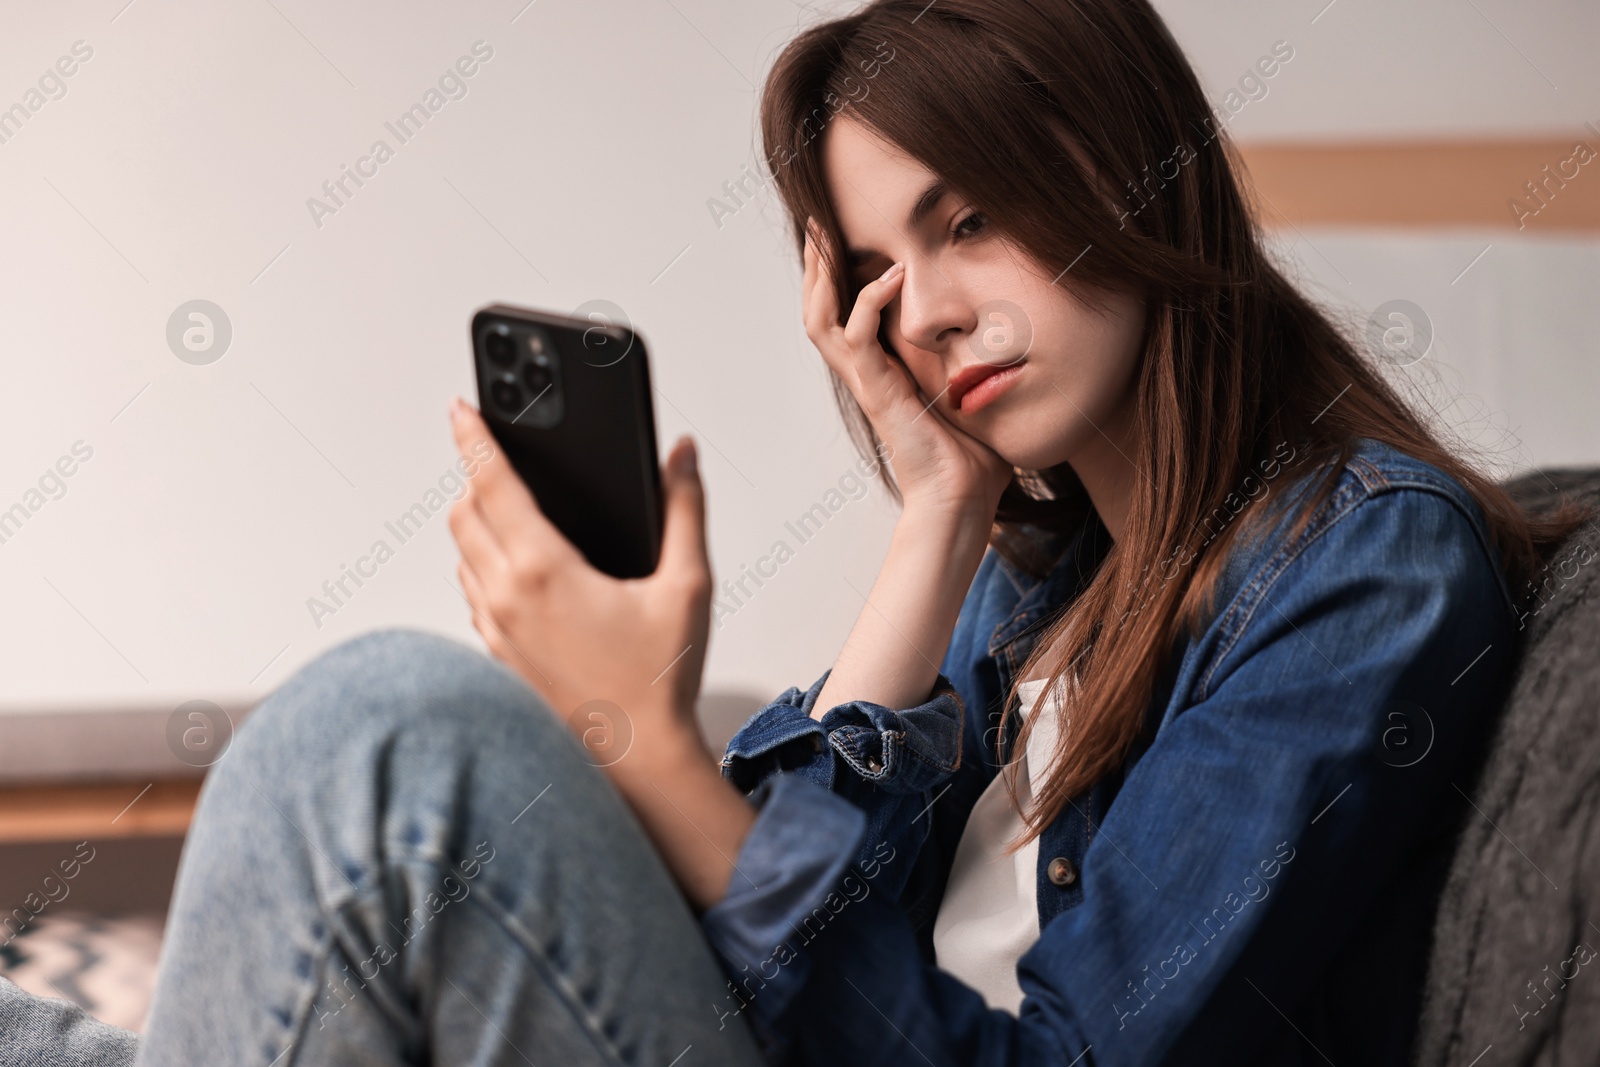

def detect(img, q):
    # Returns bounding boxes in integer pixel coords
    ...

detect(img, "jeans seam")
[274,927,335,1067]
[457,889,635,1067]
[276,901,408,1067]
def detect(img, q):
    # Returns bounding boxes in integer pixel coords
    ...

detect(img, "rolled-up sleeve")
[719,669,966,799]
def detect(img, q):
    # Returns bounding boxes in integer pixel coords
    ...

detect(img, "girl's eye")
[953,211,987,241]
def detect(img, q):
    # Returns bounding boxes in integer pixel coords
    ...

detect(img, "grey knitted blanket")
[1417,467,1600,1065]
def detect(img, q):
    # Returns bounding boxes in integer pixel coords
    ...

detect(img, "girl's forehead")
[822,118,928,190]
[822,119,947,253]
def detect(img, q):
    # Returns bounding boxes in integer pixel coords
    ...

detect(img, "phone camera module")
[478,317,564,430]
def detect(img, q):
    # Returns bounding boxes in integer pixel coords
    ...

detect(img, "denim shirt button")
[866,756,883,773]
[1047,856,1078,887]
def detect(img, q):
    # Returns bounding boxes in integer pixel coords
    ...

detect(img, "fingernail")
[880,261,904,282]
[449,397,464,422]
[672,436,697,477]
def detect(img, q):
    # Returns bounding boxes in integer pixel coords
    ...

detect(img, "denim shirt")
[698,437,1519,1066]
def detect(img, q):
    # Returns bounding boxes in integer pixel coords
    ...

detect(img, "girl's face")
[820,117,1146,473]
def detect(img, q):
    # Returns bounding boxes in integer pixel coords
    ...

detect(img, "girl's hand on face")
[803,219,1012,523]
[446,398,714,769]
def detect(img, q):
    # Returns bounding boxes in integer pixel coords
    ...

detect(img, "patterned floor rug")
[0,912,163,1033]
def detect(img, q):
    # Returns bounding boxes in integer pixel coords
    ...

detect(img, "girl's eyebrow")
[845,178,948,266]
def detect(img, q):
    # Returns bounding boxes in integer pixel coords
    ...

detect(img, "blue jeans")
[133,628,766,1067]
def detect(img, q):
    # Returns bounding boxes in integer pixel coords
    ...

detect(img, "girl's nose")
[895,261,974,355]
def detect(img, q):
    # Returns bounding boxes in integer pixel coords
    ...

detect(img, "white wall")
[1153,0,1597,139]
[0,0,1593,778]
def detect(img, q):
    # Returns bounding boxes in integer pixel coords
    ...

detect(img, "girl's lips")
[955,362,1025,414]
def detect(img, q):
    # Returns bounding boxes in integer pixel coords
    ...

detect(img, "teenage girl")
[33,1,1585,1065]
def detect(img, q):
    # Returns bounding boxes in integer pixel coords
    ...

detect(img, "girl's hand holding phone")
[446,397,714,774]
[449,397,759,911]
[803,219,1012,527]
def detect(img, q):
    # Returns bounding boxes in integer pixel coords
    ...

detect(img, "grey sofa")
[1417,467,1600,1064]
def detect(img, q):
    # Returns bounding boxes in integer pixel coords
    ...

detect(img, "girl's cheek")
[900,350,943,397]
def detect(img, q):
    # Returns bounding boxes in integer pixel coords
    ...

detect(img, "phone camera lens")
[489,379,523,415]
[522,362,552,394]
[486,330,515,367]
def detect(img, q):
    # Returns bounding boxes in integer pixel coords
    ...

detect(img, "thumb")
[658,435,709,578]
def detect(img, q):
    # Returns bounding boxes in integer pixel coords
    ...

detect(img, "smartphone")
[469,303,663,579]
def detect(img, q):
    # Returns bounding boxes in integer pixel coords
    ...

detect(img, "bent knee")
[237,628,554,763]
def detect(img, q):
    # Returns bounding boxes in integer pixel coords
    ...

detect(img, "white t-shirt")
[931,675,1067,1014]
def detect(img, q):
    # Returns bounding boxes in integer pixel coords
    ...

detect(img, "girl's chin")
[989,415,1115,474]
[990,437,1078,475]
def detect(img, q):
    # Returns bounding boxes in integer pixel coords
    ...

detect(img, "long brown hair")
[758,0,1590,846]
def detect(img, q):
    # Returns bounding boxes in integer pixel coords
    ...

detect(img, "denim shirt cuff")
[698,772,868,1060]
[719,669,966,797]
